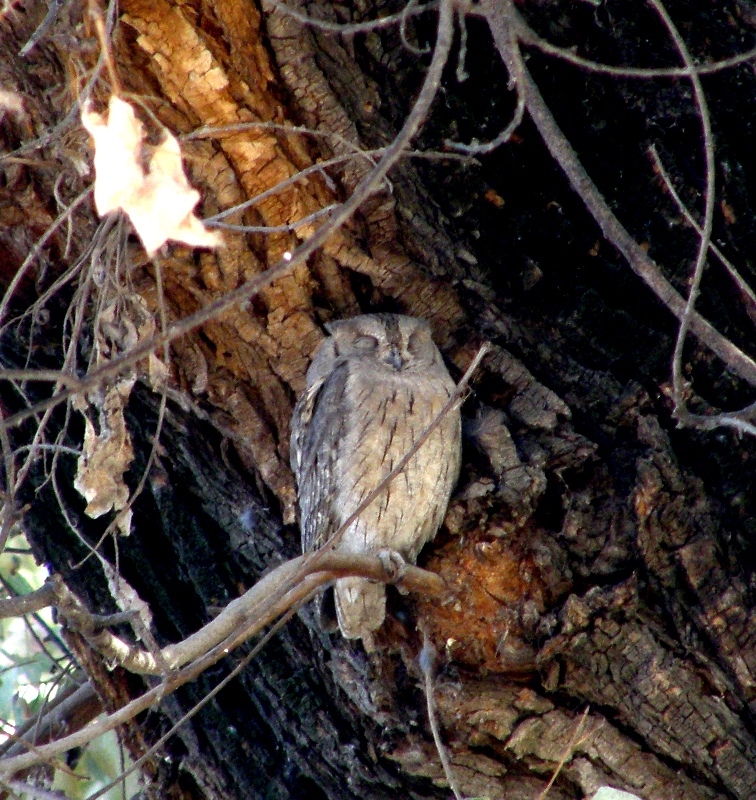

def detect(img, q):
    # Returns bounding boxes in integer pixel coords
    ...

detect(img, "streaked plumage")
[290,313,461,646]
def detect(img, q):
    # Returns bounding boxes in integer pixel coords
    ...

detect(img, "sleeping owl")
[290,313,462,646]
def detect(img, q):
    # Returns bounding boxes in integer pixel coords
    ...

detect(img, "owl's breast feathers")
[331,361,461,561]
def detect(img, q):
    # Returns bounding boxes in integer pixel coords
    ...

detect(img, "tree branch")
[482,0,756,389]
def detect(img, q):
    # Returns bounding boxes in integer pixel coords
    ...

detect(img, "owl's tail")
[334,577,386,644]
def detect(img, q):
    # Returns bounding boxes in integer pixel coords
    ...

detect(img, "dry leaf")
[74,377,136,536]
[73,291,170,535]
[81,96,222,255]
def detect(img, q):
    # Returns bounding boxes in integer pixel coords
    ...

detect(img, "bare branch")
[52,552,445,677]
[0,583,56,619]
[0,551,443,776]
[641,0,716,421]
[513,15,756,78]
[482,0,756,390]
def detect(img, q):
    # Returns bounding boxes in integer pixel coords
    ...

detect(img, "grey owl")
[290,313,462,646]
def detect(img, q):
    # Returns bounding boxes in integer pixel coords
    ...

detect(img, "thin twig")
[649,145,756,319]
[0,370,83,389]
[646,0,716,423]
[0,680,99,759]
[0,672,102,756]
[400,0,431,55]
[185,122,473,164]
[209,203,340,233]
[18,0,65,56]
[420,632,464,800]
[81,598,311,800]
[262,0,439,36]
[0,574,70,668]
[90,0,121,95]
[512,16,756,79]
[535,707,592,800]
[0,779,71,799]
[0,188,93,328]
[648,148,756,434]
[446,91,525,155]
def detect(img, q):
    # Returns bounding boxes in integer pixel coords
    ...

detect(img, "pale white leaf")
[81,96,222,255]
[591,788,644,800]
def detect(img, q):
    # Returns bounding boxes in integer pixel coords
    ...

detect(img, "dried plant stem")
[535,707,591,800]
[420,632,464,800]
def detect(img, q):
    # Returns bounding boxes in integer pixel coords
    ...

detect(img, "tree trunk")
[2,1,756,798]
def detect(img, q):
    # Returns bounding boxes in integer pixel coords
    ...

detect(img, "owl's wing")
[291,363,350,553]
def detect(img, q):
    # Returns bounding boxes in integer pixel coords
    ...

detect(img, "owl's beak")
[384,346,405,371]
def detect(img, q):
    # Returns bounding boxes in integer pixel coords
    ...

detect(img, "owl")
[290,313,462,647]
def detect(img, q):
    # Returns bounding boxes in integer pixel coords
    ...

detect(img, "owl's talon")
[377,549,407,583]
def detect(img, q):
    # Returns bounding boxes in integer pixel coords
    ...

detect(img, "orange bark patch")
[418,530,549,674]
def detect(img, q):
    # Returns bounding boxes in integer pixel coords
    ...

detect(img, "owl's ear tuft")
[407,322,433,355]
[324,319,347,336]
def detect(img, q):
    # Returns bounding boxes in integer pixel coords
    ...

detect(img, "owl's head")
[323,313,443,373]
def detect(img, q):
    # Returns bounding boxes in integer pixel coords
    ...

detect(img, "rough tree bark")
[2,1,756,799]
